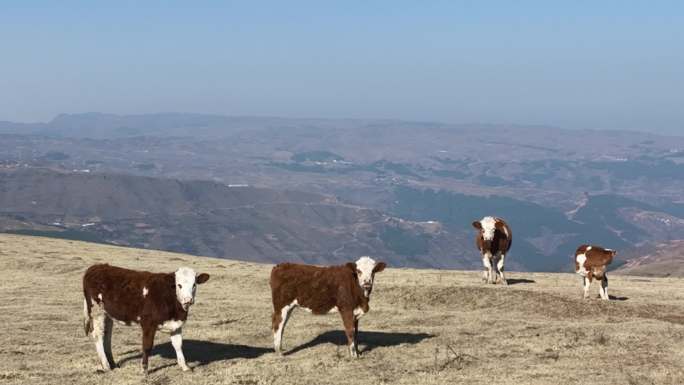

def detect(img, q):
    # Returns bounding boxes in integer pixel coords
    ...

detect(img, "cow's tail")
[83,290,93,336]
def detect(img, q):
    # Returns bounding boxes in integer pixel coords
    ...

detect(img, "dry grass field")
[1,234,683,385]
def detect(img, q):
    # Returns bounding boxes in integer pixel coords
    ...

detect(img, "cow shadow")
[284,330,434,356]
[118,339,270,370]
[506,278,536,285]
[609,295,629,301]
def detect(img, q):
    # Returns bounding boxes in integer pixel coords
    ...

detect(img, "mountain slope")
[0,234,682,385]
[0,168,479,269]
[614,240,684,277]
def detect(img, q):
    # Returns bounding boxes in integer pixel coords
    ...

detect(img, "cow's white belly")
[158,319,185,333]
[293,300,339,315]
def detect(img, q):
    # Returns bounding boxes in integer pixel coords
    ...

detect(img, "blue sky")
[1,1,682,134]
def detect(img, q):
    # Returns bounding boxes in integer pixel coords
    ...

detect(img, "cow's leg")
[480,252,488,282]
[497,253,508,285]
[353,319,360,355]
[582,275,592,299]
[170,329,191,371]
[600,275,609,300]
[273,302,295,354]
[482,252,494,284]
[91,314,111,371]
[141,326,156,374]
[83,297,93,336]
[103,316,116,368]
[340,310,358,358]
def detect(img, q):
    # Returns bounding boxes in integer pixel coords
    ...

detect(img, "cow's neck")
[173,300,189,321]
[358,286,371,304]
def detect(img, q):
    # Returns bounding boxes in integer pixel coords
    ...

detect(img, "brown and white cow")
[472,216,512,285]
[82,264,210,373]
[269,256,386,358]
[575,245,616,300]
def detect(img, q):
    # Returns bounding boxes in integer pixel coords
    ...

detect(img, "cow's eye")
[177,284,182,289]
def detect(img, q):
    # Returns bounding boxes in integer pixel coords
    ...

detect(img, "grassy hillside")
[0,234,683,385]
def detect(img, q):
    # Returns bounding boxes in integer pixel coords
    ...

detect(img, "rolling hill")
[2,166,683,273]
[615,240,684,277]
[0,167,478,269]
[0,234,682,385]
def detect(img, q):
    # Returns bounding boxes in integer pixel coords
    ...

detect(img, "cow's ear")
[196,273,210,284]
[472,221,482,230]
[373,262,387,273]
[345,262,357,272]
[611,250,618,256]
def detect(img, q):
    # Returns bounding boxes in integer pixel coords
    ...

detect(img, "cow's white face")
[174,267,210,310]
[479,216,497,241]
[353,256,386,297]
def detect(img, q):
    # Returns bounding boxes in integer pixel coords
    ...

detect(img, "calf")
[472,216,512,285]
[270,256,386,358]
[575,245,616,300]
[82,264,210,373]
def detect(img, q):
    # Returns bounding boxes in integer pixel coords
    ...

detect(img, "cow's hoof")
[181,365,192,372]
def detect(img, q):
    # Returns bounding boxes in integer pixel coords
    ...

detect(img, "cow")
[575,245,616,300]
[269,256,386,358]
[82,264,210,373]
[472,216,512,285]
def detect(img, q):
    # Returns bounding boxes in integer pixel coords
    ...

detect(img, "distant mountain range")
[0,112,394,139]
[1,113,683,273]
[0,167,478,269]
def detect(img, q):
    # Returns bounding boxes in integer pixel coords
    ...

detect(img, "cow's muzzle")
[182,299,194,308]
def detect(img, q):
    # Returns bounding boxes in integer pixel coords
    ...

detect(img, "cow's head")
[472,216,502,249]
[346,256,386,297]
[174,267,210,310]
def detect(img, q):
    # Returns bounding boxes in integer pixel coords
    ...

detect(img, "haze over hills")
[1,113,683,272]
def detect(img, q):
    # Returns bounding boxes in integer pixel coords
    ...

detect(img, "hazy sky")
[1,1,682,134]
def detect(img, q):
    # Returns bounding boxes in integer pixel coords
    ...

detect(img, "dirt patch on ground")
[382,284,684,325]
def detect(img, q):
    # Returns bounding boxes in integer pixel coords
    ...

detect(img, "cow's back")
[582,245,614,267]
[270,263,351,314]
[83,264,154,322]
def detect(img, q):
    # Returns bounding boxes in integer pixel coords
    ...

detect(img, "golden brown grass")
[0,233,683,385]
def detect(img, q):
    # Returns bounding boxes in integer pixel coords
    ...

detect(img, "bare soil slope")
[616,240,684,277]
[0,234,682,385]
